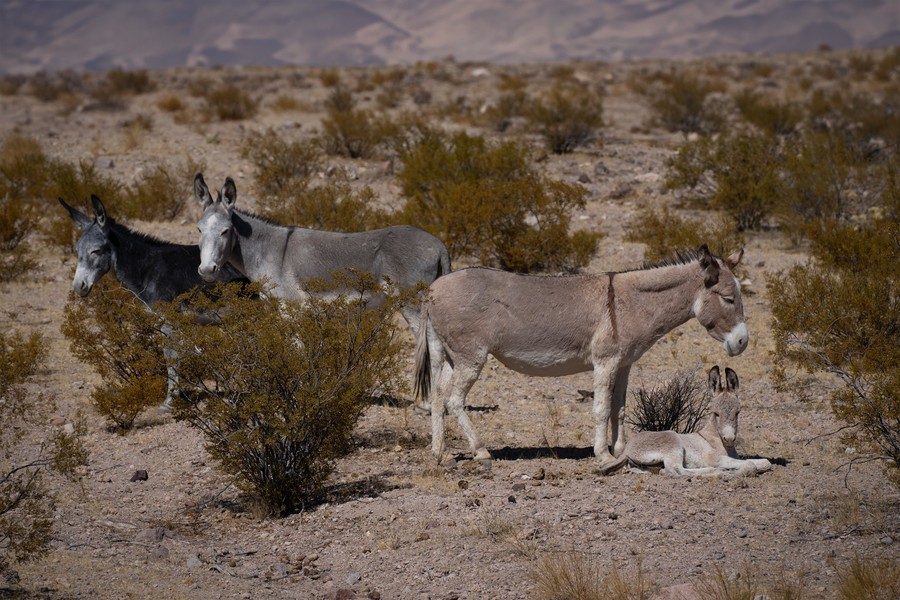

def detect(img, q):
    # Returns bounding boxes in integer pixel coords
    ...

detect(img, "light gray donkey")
[599,366,772,477]
[414,247,748,468]
[194,174,451,335]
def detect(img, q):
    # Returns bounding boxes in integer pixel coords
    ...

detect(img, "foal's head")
[693,245,748,357]
[195,173,237,282]
[59,195,113,297]
[707,365,741,449]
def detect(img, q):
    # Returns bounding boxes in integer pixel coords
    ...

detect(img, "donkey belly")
[493,349,591,377]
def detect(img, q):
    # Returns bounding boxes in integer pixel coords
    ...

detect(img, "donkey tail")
[437,246,452,279]
[413,302,431,406]
[598,453,630,476]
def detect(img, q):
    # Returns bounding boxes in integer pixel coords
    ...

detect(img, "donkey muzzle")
[724,323,749,356]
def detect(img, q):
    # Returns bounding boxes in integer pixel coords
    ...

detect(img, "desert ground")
[1,49,898,599]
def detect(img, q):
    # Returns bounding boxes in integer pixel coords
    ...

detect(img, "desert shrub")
[768,202,900,483]
[874,47,900,82]
[0,75,25,96]
[319,88,395,159]
[0,133,51,201]
[61,279,167,431]
[395,127,601,272]
[105,68,155,95]
[160,274,411,515]
[260,178,391,232]
[625,206,744,264]
[836,556,900,600]
[525,81,604,153]
[806,89,900,151]
[733,88,802,135]
[318,69,341,88]
[156,92,185,113]
[0,196,40,282]
[242,128,322,201]
[628,368,709,434]
[641,70,726,133]
[120,156,204,221]
[27,71,74,103]
[530,552,655,600]
[43,160,125,251]
[203,84,258,121]
[666,129,784,229]
[268,94,304,112]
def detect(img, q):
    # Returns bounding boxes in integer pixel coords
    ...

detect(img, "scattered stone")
[332,589,355,600]
[508,495,516,503]
[880,536,893,545]
[457,479,469,490]
[137,527,168,543]
[271,562,289,578]
[737,529,748,538]
[594,163,610,177]
[634,172,661,184]
[62,422,75,435]
[512,482,526,492]
[50,415,66,427]
[578,173,592,184]
[186,556,203,568]
[609,184,632,199]
[366,592,381,600]
[148,544,170,562]
[346,572,361,585]
[532,468,546,481]
[793,417,810,430]
[130,470,148,482]
[94,158,114,169]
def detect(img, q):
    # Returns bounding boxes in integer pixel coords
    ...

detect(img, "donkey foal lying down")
[599,366,772,477]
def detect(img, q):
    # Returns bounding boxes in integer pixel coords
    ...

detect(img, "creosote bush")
[242,128,322,201]
[525,81,604,153]
[640,69,726,133]
[61,279,167,431]
[396,127,601,272]
[628,368,709,434]
[733,88,802,135]
[262,178,391,233]
[120,156,205,221]
[319,87,396,159]
[768,202,899,483]
[625,206,744,264]
[160,274,413,515]
[1,329,86,575]
[203,83,258,121]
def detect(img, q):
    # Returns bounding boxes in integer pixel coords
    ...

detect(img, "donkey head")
[59,195,113,297]
[693,245,748,357]
[195,173,238,282]
[707,365,741,449]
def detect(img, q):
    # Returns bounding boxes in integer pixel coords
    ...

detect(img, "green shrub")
[525,82,604,153]
[61,279,167,431]
[120,156,204,221]
[642,70,726,133]
[260,178,391,233]
[160,274,411,515]
[733,88,802,135]
[768,204,899,483]
[0,197,40,282]
[396,128,601,272]
[203,84,258,121]
[666,130,784,230]
[242,128,322,201]
[0,133,51,201]
[628,368,709,434]
[625,206,744,264]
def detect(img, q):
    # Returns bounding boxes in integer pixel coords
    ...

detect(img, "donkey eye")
[221,228,230,237]
[722,296,735,304]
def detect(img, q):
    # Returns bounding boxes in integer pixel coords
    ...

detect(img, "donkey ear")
[221,177,237,209]
[708,365,721,394]
[58,197,93,230]
[194,173,213,209]
[725,367,739,391]
[698,244,720,287]
[91,194,109,230]
[724,248,744,270]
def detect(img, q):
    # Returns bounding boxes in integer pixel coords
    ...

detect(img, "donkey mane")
[635,249,704,272]
[108,219,183,248]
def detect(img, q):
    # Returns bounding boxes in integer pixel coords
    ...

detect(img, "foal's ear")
[725,367,739,391]
[698,244,720,287]
[724,248,744,270]
[58,197,93,230]
[221,177,237,209]
[91,194,109,230]
[708,365,721,394]
[194,173,214,209]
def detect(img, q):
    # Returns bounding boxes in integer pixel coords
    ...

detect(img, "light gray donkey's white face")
[195,173,237,282]
[693,246,748,357]
[708,365,741,449]
[60,195,112,297]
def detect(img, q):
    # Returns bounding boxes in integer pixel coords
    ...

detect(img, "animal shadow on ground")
[458,445,595,461]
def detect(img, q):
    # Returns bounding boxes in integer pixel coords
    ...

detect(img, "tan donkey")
[414,246,748,468]
[599,366,772,477]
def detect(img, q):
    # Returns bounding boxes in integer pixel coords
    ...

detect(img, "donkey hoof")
[474,448,492,462]
[413,403,431,416]
[595,453,617,470]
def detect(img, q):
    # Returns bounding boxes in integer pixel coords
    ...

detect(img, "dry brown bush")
[628,368,709,434]
[203,84,258,121]
[625,206,744,263]
[530,553,654,600]
[121,156,205,221]
[525,81,605,153]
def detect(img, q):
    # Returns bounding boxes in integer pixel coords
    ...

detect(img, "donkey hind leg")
[661,448,718,478]
[444,358,489,461]
[610,365,632,457]
[160,323,179,412]
[430,361,453,459]
[591,362,619,467]
[416,317,446,415]
[400,303,421,339]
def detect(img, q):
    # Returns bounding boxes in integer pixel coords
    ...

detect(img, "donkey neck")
[228,211,294,284]
[697,412,727,453]
[108,225,161,303]
[612,261,704,355]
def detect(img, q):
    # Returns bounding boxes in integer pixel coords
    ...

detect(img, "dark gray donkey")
[194,173,451,336]
[60,195,247,409]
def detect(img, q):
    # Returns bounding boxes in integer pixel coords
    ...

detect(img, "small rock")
[3,570,20,585]
[62,422,75,435]
[737,529,748,538]
[271,562,289,578]
[594,163,610,177]
[880,536,893,545]
[367,592,381,600]
[512,482,526,492]
[94,158,114,169]
[130,470,148,482]
[137,527,167,543]
[186,556,203,568]
[608,512,618,520]
[634,172,661,184]
[532,468,546,481]
[578,173,592,184]
[346,572,361,585]
[508,495,516,503]
[148,545,169,562]
[333,589,356,600]
[457,479,469,490]
[50,415,66,427]
[793,417,810,430]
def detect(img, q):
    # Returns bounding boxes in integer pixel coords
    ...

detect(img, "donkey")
[59,195,247,408]
[414,247,748,468]
[194,173,451,336]
[599,366,772,477]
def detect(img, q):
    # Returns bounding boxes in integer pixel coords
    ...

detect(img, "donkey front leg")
[610,365,632,457]
[591,361,619,467]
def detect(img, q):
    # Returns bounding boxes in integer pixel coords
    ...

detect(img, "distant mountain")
[0,0,897,73]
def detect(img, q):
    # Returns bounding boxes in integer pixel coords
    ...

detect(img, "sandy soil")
[1,52,898,599]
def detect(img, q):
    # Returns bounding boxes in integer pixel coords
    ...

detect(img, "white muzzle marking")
[724,322,748,356]
[721,425,736,447]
